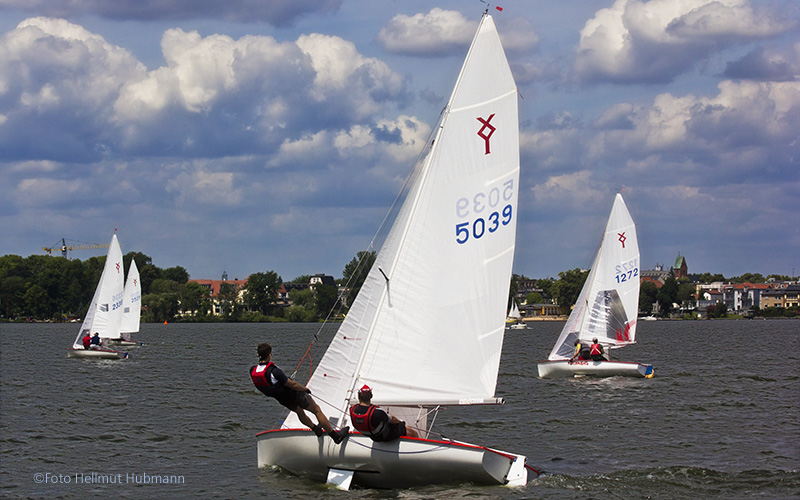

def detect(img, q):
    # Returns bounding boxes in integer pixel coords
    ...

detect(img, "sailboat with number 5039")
[256,11,538,490]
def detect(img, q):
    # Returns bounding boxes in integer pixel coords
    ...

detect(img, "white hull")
[537,359,653,379]
[257,429,528,489]
[67,348,128,360]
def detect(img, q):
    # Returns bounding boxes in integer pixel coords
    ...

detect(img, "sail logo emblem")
[618,232,626,248]
[116,262,121,273]
[476,114,496,154]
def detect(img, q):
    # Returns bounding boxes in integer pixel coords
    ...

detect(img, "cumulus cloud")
[575,0,794,83]
[377,8,538,57]
[588,79,800,177]
[0,0,342,27]
[0,17,146,161]
[0,17,409,161]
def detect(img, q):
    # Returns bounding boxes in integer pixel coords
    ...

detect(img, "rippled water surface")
[1,320,798,499]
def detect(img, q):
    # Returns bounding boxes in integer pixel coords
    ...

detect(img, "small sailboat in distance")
[506,300,527,329]
[67,233,128,359]
[537,193,653,378]
[256,10,534,489]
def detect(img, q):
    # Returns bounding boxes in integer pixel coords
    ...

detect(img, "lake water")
[1,320,798,499]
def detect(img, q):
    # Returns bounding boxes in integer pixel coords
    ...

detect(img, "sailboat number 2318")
[455,179,514,244]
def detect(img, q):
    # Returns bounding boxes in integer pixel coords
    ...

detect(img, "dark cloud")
[1,0,342,27]
[723,46,800,81]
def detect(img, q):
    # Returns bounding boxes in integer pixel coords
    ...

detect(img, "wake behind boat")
[537,194,653,379]
[257,11,533,490]
[67,233,128,360]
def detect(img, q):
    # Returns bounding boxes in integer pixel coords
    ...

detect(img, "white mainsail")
[547,193,640,360]
[119,259,141,338]
[285,13,519,426]
[71,234,125,348]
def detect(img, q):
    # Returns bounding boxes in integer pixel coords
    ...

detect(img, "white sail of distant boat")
[537,193,652,378]
[109,259,141,346]
[67,233,128,359]
[508,300,521,319]
[257,11,534,489]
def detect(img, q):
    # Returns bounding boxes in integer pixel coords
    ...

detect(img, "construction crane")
[43,238,110,258]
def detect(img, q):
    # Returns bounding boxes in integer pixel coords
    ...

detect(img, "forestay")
[548,194,639,360]
[284,14,519,427]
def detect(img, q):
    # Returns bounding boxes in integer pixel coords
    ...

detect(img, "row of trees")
[1,249,794,322]
[0,252,189,321]
[0,250,377,323]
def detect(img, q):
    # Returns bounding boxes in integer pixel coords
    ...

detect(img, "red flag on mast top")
[496,6,503,11]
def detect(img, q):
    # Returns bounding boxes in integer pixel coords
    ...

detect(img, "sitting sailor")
[349,385,419,442]
[569,339,592,363]
[590,337,608,361]
[90,332,102,349]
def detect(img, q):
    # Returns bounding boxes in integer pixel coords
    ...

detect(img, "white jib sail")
[548,193,640,360]
[119,259,141,337]
[284,13,519,427]
[73,234,125,347]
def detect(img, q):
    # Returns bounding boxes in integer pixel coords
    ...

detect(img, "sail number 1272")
[455,180,514,245]
[615,258,639,283]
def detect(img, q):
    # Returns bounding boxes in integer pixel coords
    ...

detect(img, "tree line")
[0,250,376,323]
[1,250,793,322]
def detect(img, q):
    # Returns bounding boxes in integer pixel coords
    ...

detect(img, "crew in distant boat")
[81,332,92,350]
[590,338,607,361]
[568,340,591,364]
[349,385,419,442]
[90,332,102,349]
[250,343,348,444]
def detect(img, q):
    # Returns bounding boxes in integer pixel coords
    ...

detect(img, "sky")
[1,0,798,282]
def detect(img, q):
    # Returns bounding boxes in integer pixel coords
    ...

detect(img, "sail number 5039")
[455,180,514,245]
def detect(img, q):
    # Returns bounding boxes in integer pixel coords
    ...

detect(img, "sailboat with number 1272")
[537,193,654,378]
[256,10,536,490]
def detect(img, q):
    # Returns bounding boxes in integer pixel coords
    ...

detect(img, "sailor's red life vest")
[590,343,603,356]
[250,362,280,396]
[82,334,91,348]
[349,404,387,438]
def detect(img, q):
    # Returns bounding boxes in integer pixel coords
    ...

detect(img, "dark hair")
[257,343,272,360]
[358,390,372,403]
